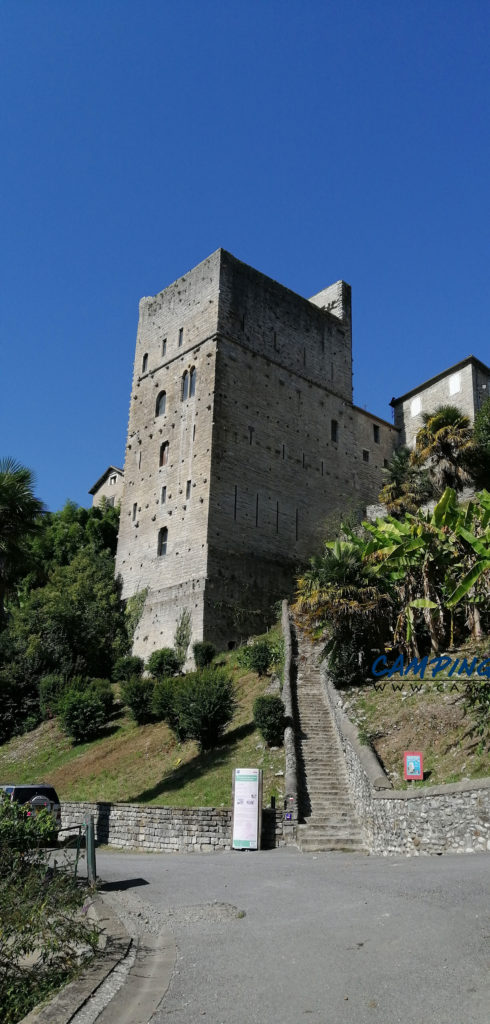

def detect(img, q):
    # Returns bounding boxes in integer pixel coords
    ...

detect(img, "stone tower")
[115,249,398,658]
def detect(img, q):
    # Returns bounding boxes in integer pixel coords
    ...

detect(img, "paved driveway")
[97,848,489,1024]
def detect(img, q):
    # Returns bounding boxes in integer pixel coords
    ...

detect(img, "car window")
[12,787,59,804]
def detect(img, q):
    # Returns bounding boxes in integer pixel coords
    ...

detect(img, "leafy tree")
[0,457,45,621]
[173,668,237,750]
[146,647,180,679]
[112,654,144,682]
[193,641,216,668]
[237,638,274,675]
[253,695,285,746]
[152,676,187,739]
[174,607,192,668]
[121,676,155,724]
[59,686,109,742]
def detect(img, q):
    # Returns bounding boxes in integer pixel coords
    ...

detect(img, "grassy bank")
[0,631,285,807]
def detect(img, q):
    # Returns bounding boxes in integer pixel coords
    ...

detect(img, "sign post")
[231,768,262,850]
[404,751,423,781]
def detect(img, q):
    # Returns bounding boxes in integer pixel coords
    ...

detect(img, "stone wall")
[392,357,489,448]
[320,665,490,855]
[61,802,287,853]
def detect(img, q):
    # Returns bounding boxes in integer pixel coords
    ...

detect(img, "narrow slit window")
[295,508,299,541]
[132,502,137,521]
[234,485,237,521]
[302,451,305,468]
[178,328,183,347]
[321,459,324,476]
[276,500,279,534]
[159,442,169,467]
[162,338,167,357]
[282,443,286,460]
[142,353,148,373]
[155,391,166,416]
[331,419,338,443]
[161,485,166,504]
[193,423,196,441]
[373,424,380,444]
[182,371,189,401]
[138,450,142,469]
[186,480,191,500]
[255,493,259,527]
[189,366,196,397]
[157,527,168,556]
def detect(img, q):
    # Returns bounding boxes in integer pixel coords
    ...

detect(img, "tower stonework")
[115,249,398,658]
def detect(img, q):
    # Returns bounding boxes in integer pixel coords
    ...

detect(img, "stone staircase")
[293,627,366,853]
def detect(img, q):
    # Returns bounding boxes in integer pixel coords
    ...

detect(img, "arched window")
[182,371,189,401]
[155,391,166,417]
[189,367,196,397]
[142,353,148,373]
[159,441,169,467]
[157,527,168,556]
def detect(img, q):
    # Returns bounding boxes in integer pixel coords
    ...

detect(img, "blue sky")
[1,1,488,511]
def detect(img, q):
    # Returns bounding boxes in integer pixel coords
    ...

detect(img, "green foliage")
[463,676,490,745]
[193,641,216,668]
[172,668,237,750]
[39,673,67,719]
[59,686,109,742]
[152,676,187,739]
[253,695,285,746]
[0,457,45,622]
[88,678,114,718]
[467,397,490,488]
[0,798,99,1023]
[174,607,192,668]
[0,663,40,744]
[121,676,155,725]
[237,636,282,676]
[146,647,181,679]
[124,587,148,642]
[112,654,144,681]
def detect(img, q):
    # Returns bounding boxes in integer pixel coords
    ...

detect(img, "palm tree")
[411,405,474,494]
[0,457,45,622]
[379,446,433,515]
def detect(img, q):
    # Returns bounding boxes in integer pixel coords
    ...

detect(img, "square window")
[362,449,369,463]
[410,396,421,417]
[109,475,117,485]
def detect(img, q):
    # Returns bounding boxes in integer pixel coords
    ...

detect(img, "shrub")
[152,677,187,740]
[38,673,67,719]
[146,647,181,679]
[173,668,236,750]
[237,638,274,675]
[87,678,114,718]
[253,695,285,746]
[0,795,56,863]
[193,641,216,668]
[174,608,192,669]
[121,676,155,724]
[59,687,108,742]
[112,655,144,682]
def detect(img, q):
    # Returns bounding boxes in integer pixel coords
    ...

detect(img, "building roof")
[89,466,124,495]
[390,355,490,407]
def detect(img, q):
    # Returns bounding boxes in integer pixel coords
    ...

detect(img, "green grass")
[0,630,286,808]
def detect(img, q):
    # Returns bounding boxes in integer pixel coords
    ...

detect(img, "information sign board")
[404,751,423,780]
[231,768,262,850]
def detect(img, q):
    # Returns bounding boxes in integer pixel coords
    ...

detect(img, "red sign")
[404,751,423,780]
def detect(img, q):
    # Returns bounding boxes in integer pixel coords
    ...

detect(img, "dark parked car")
[0,784,62,832]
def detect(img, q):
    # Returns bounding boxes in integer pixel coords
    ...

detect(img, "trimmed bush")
[39,674,68,719]
[237,638,274,676]
[88,678,114,718]
[121,676,155,724]
[59,687,107,742]
[112,655,144,682]
[193,641,216,668]
[173,668,236,750]
[253,695,285,746]
[146,648,181,679]
[152,677,187,740]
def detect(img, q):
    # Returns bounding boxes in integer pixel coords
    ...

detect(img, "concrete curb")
[19,894,132,1024]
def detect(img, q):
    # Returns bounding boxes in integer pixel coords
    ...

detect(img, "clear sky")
[1,1,488,511]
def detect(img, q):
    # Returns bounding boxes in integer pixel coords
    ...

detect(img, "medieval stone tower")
[114,249,398,658]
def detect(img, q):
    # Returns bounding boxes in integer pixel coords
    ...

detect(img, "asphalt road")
[96,848,489,1024]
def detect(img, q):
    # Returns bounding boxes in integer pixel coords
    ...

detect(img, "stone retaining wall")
[281,601,298,838]
[320,665,490,855]
[61,802,286,853]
